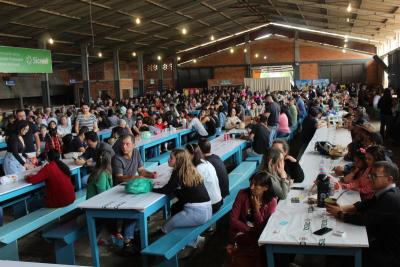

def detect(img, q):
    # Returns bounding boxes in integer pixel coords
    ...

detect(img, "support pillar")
[157,61,163,91]
[80,42,90,105]
[137,52,144,96]
[38,40,51,108]
[244,37,252,78]
[294,30,300,82]
[173,57,178,89]
[113,48,121,101]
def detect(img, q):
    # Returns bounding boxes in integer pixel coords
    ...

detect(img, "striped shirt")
[76,113,97,131]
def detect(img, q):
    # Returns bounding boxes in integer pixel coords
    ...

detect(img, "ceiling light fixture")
[346,18,350,22]
[263,56,267,59]
[182,28,187,35]
[255,53,259,58]
[135,17,141,25]
[230,48,234,53]
[97,52,103,58]
[177,56,181,61]
[132,52,136,57]
[48,38,54,45]
[342,48,346,53]
[347,3,352,13]
[210,35,215,41]
[157,55,162,61]
[193,59,197,63]
[243,48,247,53]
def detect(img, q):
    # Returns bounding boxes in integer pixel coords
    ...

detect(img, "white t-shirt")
[57,125,72,137]
[189,117,208,137]
[196,159,222,205]
[373,95,381,109]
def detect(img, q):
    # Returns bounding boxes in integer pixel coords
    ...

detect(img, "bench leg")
[54,241,75,265]
[161,255,178,267]
[354,248,362,267]
[0,241,19,261]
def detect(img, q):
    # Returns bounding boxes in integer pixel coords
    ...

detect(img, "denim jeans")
[268,126,278,147]
[162,201,212,247]
[123,220,136,241]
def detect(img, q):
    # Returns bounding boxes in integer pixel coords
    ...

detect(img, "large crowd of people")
[0,82,399,266]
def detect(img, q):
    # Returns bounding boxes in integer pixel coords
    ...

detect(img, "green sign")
[0,46,52,73]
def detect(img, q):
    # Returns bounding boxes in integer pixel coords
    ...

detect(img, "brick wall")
[180,37,380,86]
[299,63,318,80]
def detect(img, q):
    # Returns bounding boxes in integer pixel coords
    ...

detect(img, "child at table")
[341,145,386,200]
[226,171,277,267]
[86,150,113,199]
[26,149,75,208]
[86,150,114,246]
[44,128,62,156]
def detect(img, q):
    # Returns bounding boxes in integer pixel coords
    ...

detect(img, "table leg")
[266,244,275,267]
[162,200,170,220]
[139,213,149,249]
[140,147,145,162]
[75,171,81,191]
[86,212,100,267]
[176,136,181,149]
[354,248,362,267]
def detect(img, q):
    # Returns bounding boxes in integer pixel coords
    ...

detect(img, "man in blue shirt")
[295,94,307,120]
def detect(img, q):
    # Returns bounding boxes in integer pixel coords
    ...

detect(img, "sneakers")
[178,236,206,259]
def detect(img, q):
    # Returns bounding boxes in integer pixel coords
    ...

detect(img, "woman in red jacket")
[226,171,277,267]
[26,149,75,208]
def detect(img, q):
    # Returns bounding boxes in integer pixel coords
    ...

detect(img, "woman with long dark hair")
[26,149,75,208]
[86,150,113,199]
[226,171,277,267]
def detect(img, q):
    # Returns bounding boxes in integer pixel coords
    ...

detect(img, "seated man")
[198,138,229,199]
[245,115,270,156]
[188,113,208,139]
[326,161,400,267]
[75,131,115,165]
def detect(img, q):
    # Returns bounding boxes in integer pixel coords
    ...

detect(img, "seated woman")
[259,148,290,200]
[225,108,242,130]
[57,115,72,137]
[3,120,35,175]
[26,149,75,208]
[154,149,212,255]
[226,171,277,267]
[272,139,304,183]
[186,144,223,213]
[340,145,386,200]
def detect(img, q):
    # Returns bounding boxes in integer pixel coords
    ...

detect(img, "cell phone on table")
[313,227,332,236]
[291,186,304,190]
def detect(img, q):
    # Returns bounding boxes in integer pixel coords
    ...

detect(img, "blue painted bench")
[42,219,87,265]
[141,182,247,267]
[141,161,257,266]
[228,161,257,191]
[0,189,86,261]
[146,152,171,165]
[245,155,263,165]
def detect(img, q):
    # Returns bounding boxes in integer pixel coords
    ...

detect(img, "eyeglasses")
[368,173,387,180]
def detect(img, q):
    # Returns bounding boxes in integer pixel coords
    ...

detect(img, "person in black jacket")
[198,138,229,198]
[272,139,304,183]
[377,88,393,139]
[326,161,400,267]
